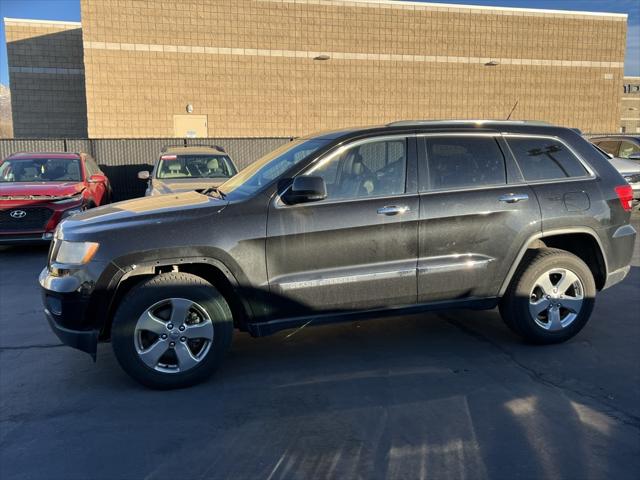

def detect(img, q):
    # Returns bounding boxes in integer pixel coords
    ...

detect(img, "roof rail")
[160,144,226,153]
[6,151,79,157]
[386,119,554,127]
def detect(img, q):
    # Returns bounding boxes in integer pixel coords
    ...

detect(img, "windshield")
[156,154,237,179]
[0,158,82,183]
[218,139,332,200]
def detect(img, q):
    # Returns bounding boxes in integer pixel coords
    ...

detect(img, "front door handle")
[499,193,529,203]
[377,205,410,216]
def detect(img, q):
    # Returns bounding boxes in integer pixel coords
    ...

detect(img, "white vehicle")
[137,145,238,196]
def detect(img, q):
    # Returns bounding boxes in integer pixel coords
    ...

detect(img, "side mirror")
[89,174,107,183]
[137,170,150,180]
[606,152,615,159]
[283,176,327,204]
[628,152,640,161]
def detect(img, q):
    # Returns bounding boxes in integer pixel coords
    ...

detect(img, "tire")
[111,272,233,389]
[500,248,596,344]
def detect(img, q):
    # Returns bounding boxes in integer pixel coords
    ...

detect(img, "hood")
[609,157,640,175]
[58,191,228,240]
[151,178,226,195]
[0,181,84,200]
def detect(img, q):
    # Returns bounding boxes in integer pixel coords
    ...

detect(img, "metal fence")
[0,137,292,200]
[0,132,622,200]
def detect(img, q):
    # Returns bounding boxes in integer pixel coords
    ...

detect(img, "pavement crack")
[0,343,64,351]
[443,315,640,432]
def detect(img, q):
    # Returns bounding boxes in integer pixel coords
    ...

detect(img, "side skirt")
[246,297,499,337]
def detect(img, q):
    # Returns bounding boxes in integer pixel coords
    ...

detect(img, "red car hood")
[0,182,84,200]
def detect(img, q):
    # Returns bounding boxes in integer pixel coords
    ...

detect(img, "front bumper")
[0,232,54,244]
[45,308,98,359]
[1,200,86,243]
[40,266,101,358]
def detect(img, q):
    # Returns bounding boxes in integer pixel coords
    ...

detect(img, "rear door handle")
[377,205,410,216]
[499,193,529,203]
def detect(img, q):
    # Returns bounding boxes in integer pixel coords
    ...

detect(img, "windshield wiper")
[201,186,226,199]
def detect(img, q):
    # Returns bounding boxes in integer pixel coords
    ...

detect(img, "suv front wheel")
[111,272,233,389]
[500,248,596,344]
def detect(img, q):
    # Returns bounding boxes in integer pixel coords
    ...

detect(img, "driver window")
[307,138,407,201]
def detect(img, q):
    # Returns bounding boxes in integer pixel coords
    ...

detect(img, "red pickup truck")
[0,152,111,243]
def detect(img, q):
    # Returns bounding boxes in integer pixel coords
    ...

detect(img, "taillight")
[614,184,633,212]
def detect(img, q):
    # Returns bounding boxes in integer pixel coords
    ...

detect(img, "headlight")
[55,240,99,265]
[54,193,83,204]
[61,207,84,220]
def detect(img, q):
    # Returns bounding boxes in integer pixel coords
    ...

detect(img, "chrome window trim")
[275,133,413,207]
[501,132,596,179]
[417,182,518,196]
[274,191,419,209]
[306,133,411,176]
[415,131,509,193]
[414,132,597,193]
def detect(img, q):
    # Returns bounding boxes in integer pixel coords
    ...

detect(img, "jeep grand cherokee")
[40,121,636,389]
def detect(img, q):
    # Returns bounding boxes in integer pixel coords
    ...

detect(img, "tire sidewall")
[111,273,233,389]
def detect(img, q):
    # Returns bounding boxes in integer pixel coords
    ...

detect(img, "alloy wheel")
[529,268,584,331]
[134,298,214,373]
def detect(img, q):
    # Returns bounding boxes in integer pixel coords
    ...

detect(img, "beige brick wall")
[5,19,87,138]
[620,76,640,134]
[6,1,626,139]
[80,0,627,138]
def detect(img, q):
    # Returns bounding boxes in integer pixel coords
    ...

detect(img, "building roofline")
[292,0,628,19]
[3,17,81,27]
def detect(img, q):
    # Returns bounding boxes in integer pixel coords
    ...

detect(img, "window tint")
[422,136,506,191]
[157,154,236,179]
[619,141,640,159]
[220,139,331,200]
[85,157,100,176]
[306,138,406,200]
[596,140,619,156]
[0,158,82,183]
[507,137,588,181]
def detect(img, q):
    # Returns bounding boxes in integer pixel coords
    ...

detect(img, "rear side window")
[619,141,640,159]
[507,137,588,181]
[421,136,506,191]
[596,140,620,157]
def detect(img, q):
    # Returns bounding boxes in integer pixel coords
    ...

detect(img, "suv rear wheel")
[111,272,233,389]
[500,248,596,344]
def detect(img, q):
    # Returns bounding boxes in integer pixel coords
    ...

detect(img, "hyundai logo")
[9,210,27,219]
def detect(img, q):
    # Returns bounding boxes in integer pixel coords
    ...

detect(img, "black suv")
[40,121,637,389]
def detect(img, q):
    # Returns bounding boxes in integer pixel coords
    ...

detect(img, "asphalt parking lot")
[1,215,639,480]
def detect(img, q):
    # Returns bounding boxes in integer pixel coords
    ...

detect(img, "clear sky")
[0,0,638,87]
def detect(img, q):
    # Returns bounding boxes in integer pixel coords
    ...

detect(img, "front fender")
[88,247,254,338]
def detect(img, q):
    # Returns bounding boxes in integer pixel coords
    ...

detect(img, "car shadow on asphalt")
[1,250,637,479]
[38,270,636,479]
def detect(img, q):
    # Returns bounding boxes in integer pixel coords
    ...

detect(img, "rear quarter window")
[506,137,588,181]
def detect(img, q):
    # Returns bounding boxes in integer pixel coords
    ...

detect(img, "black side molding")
[247,298,498,337]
